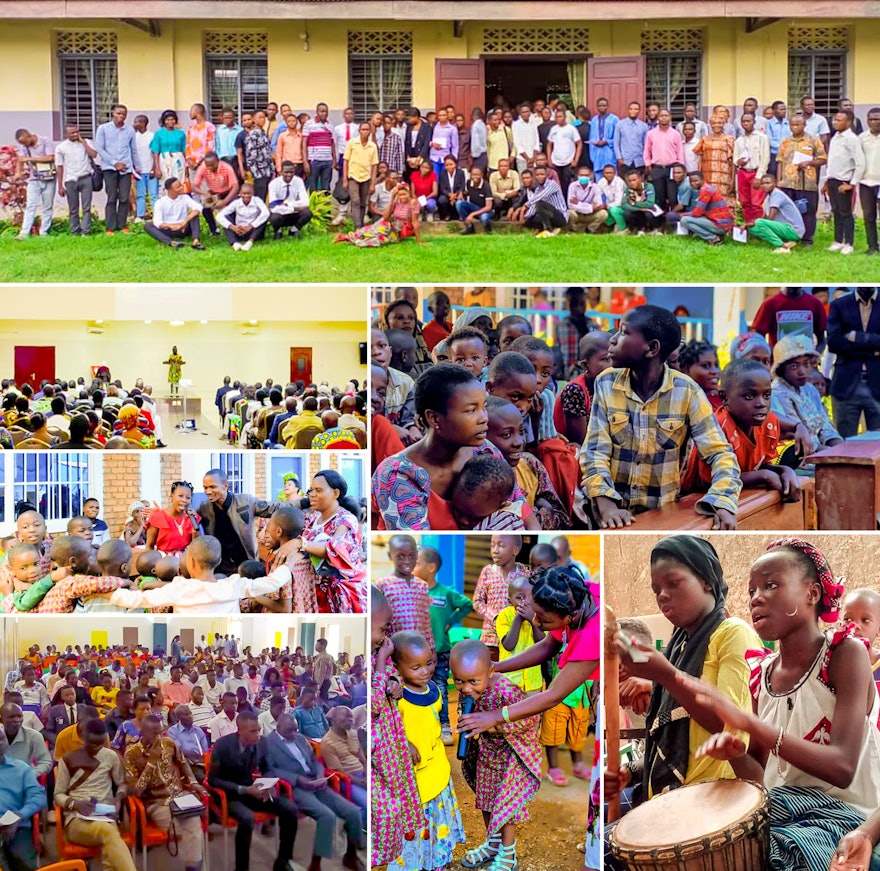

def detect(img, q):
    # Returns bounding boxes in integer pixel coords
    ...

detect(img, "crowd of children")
[606,533,880,871]
[370,533,600,870]
[371,286,859,531]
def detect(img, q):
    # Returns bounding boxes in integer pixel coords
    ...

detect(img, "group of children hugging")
[0,503,319,615]
[607,533,880,871]
[371,288,841,532]
[370,533,601,871]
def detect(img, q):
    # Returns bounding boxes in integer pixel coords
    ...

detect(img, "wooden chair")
[293,426,324,450]
[10,427,30,445]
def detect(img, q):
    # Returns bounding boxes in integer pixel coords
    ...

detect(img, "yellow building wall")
[4,17,879,115]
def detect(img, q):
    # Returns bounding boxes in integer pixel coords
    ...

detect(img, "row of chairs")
[37,738,353,871]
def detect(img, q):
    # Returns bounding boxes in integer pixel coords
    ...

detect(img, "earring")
[785,606,799,617]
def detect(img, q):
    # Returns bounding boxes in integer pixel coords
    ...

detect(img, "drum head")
[613,780,766,850]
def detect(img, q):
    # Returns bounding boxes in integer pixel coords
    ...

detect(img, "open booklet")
[171,792,204,811]
[0,811,21,826]
[253,777,280,791]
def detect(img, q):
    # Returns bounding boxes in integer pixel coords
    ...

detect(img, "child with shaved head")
[451,638,541,871]
[0,510,52,596]
[842,588,880,725]
[391,630,465,869]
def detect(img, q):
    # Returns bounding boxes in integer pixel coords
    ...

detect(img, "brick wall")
[254,454,266,495]
[102,455,143,538]
[160,453,182,498]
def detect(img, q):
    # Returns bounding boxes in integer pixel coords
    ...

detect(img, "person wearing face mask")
[566,166,607,233]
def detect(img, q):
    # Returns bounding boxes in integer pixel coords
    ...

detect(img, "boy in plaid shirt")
[581,304,741,529]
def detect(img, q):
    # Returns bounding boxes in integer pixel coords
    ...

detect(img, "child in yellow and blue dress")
[391,630,466,870]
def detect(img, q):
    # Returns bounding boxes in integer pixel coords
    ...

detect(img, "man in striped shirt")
[522,166,567,236]
[680,171,733,245]
[302,102,336,193]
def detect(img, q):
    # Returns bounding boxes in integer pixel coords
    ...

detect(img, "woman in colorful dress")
[334,183,421,248]
[144,481,201,557]
[286,469,366,613]
[693,116,735,201]
[277,473,305,502]
[151,110,187,190]
[163,346,185,397]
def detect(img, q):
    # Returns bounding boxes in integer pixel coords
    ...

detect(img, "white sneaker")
[132,217,144,224]
[427,213,435,223]
[232,242,242,251]
[772,247,792,254]
[242,240,253,251]
[331,215,346,226]
[828,241,844,252]
[841,243,854,255]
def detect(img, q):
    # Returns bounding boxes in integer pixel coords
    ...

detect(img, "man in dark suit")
[215,376,232,426]
[437,155,467,221]
[43,685,92,748]
[265,714,364,871]
[208,711,298,871]
[828,287,880,438]
[403,107,431,183]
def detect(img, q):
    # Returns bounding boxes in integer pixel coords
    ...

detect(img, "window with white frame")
[327,453,366,506]
[209,453,248,492]
[8,453,101,532]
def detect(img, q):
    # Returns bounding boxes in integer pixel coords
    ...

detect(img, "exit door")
[14,346,55,388]
[587,56,646,120]
[290,347,313,386]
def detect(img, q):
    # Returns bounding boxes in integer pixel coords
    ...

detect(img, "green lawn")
[0,219,876,283]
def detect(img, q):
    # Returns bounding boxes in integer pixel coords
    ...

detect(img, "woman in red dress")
[144,481,201,556]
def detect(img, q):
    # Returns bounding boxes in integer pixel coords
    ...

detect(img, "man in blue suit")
[828,287,880,437]
[264,714,364,871]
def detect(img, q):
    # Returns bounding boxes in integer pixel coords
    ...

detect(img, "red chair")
[54,803,135,863]
[308,738,353,799]
[206,770,293,870]
[36,862,87,871]
[127,794,210,871]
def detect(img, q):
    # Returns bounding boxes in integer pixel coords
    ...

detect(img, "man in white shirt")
[512,103,541,175]
[215,182,270,251]
[258,697,287,736]
[54,125,97,237]
[267,161,312,239]
[132,114,158,223]
[196,671,224,710]
[824,109,866,254]
[332,107,358,225]
[207,693,239,743]
[597,163,627,209]
[369,170,399,220]
[733,113,770,225]
[144,178,205,249]
[546,109,582,193]
[223,663,253,703]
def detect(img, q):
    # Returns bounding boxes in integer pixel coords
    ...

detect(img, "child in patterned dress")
[391,630,466,870]
[370,586,424,866]
[374,534,434,647]
[452,638,542,871]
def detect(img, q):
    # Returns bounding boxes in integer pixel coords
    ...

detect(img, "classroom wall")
[0,320,367,402]
[603,532,880,631]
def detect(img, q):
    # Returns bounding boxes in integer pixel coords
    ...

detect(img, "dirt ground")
[447,691,590,871]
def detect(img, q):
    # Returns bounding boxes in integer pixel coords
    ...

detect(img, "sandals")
[571,762,591,780]
[461,836,501,869]
[487,845,518,871]
[545,767,568,786]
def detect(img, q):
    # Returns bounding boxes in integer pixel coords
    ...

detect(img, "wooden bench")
[618,482,816,531]
[808,437,880,530]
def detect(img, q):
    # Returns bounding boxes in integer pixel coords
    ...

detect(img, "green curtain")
[383,58,411,111]
[567,60,586,108]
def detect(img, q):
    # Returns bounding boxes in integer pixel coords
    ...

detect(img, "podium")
[807,434,880,530]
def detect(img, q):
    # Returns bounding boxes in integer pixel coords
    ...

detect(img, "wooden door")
[180,628,195,654]
[436,59,485,115]
[14,345,55,388]
[587,56,646,119]
[122,627,139,650]
[290,347,313,386]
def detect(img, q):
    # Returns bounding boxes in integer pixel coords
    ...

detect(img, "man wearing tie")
[43,685,91,749]
[265,714,365,871]
[267,161,312,240]
[332,107,359,226]
[208,711,298,871]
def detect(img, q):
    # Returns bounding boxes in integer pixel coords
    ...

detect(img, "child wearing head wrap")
[606,534,761,825]
[729,331,772,370]
[690,538,880,871]
[770,334,842,455]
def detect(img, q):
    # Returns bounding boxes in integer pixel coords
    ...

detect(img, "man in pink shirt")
[192,151,239,236]
[643,108,684,211]
[160,665,193,709]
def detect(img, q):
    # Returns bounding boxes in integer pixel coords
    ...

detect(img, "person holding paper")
[733,113,770,225]
[208,710,299,871]
[266,714,365,871]
[616,168,663,235]
[750,174,806,253]
[124,714,207,871]
[429,107,459,177]
[777,115,826,247]
[0,728,46,871]
[410,159,439,221]
[55,718,136,871]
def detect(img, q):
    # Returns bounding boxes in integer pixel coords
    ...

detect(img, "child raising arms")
[451,639,542,871]
[690,539,880,871]
[474,535,530,661]
[391,630,466,870]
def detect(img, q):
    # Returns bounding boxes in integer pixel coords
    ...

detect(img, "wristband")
[501,705,510,724]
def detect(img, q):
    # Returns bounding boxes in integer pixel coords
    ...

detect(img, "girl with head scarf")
[729,331,772,370]
[605,534,761,817]
[381,298,433,377]
[688,538,880,871]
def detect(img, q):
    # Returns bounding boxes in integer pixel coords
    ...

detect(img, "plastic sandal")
[461,837,501,869]
[487,845,518,871]
[571,762,591,780]
[545,767,569,786]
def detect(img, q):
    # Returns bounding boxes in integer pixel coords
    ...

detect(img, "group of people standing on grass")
[12,94,878,252]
